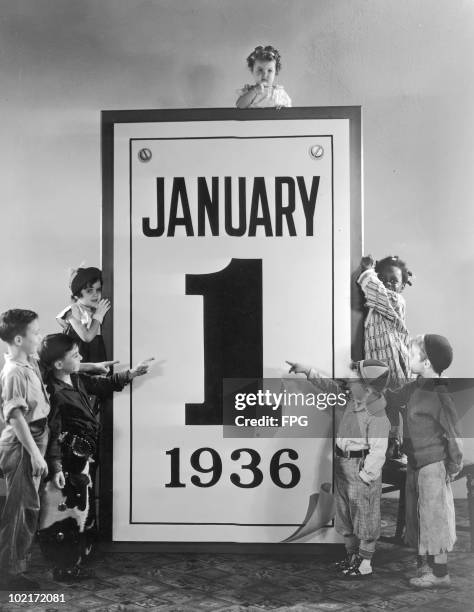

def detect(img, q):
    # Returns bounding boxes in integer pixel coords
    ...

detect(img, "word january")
[142,176,320,237]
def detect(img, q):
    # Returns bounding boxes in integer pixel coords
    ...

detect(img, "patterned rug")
[0,500,473,612]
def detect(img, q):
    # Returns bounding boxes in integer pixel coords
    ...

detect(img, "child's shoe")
[343,555,373,579]
[416,559,432,578]
[334,553,355,572]
[409,572,451,589]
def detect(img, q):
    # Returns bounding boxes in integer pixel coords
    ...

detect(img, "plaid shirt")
[358,268,410,388]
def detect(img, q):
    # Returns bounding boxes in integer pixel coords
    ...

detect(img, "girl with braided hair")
[236,45,292,109]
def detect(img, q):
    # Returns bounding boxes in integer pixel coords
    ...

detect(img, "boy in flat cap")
[386,334,463,588]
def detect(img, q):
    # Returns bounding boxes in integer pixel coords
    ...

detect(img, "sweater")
[385,377,463,472]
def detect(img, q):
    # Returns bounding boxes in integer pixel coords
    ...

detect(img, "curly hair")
[246,45,282,73]
[375,255,413,288]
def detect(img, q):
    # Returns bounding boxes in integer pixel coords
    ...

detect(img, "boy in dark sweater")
[37,333,153,581]
[386,334,463,588]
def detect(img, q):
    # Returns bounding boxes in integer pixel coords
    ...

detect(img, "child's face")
[251,59,277,87]
[19,318,42,355]
[409,342,427,374]
[380,265,403,292]
[77,280,102,309]
[59,344,82,374]
[348,379,370,402]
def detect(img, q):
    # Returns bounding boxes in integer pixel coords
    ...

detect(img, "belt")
[335,445,369,459]
[60,432,95,458]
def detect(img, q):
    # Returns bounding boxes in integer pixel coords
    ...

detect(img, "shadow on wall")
[351,267,365,361]
[184,64,219,107]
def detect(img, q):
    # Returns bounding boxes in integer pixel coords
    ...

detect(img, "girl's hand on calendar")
[92,298,111,323]
[360,255,375,271]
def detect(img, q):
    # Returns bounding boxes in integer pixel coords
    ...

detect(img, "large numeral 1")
[164,448,186,488]
[185,259,263,425]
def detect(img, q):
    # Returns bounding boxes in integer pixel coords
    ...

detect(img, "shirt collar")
[349,393,382,412]
[49,373,80,391]
[4,353,37,370]
[350,396,366,412]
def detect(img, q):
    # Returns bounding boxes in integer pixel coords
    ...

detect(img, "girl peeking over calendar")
[236,45,292,109]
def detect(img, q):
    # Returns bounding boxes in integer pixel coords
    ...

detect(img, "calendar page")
[102,108,360,542]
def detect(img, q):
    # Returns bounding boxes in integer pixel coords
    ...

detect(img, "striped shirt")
[358,268,410,388]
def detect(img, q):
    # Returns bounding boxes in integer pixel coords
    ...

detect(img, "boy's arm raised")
[79,360,119,374]
[286,361,341,394]
[80,358,155,400]
[79,370,130,399]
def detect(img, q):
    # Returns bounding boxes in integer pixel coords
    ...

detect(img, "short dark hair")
[0,309,38,344]
[38,333,77,369]
[70,267,103,300]
[375,255,413,288]
[247,45,282,73]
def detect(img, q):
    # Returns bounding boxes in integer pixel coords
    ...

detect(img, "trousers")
[0,424,49,574]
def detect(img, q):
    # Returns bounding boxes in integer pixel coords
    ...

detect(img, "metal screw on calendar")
[309,145,324,160]
[138,148,152,162]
